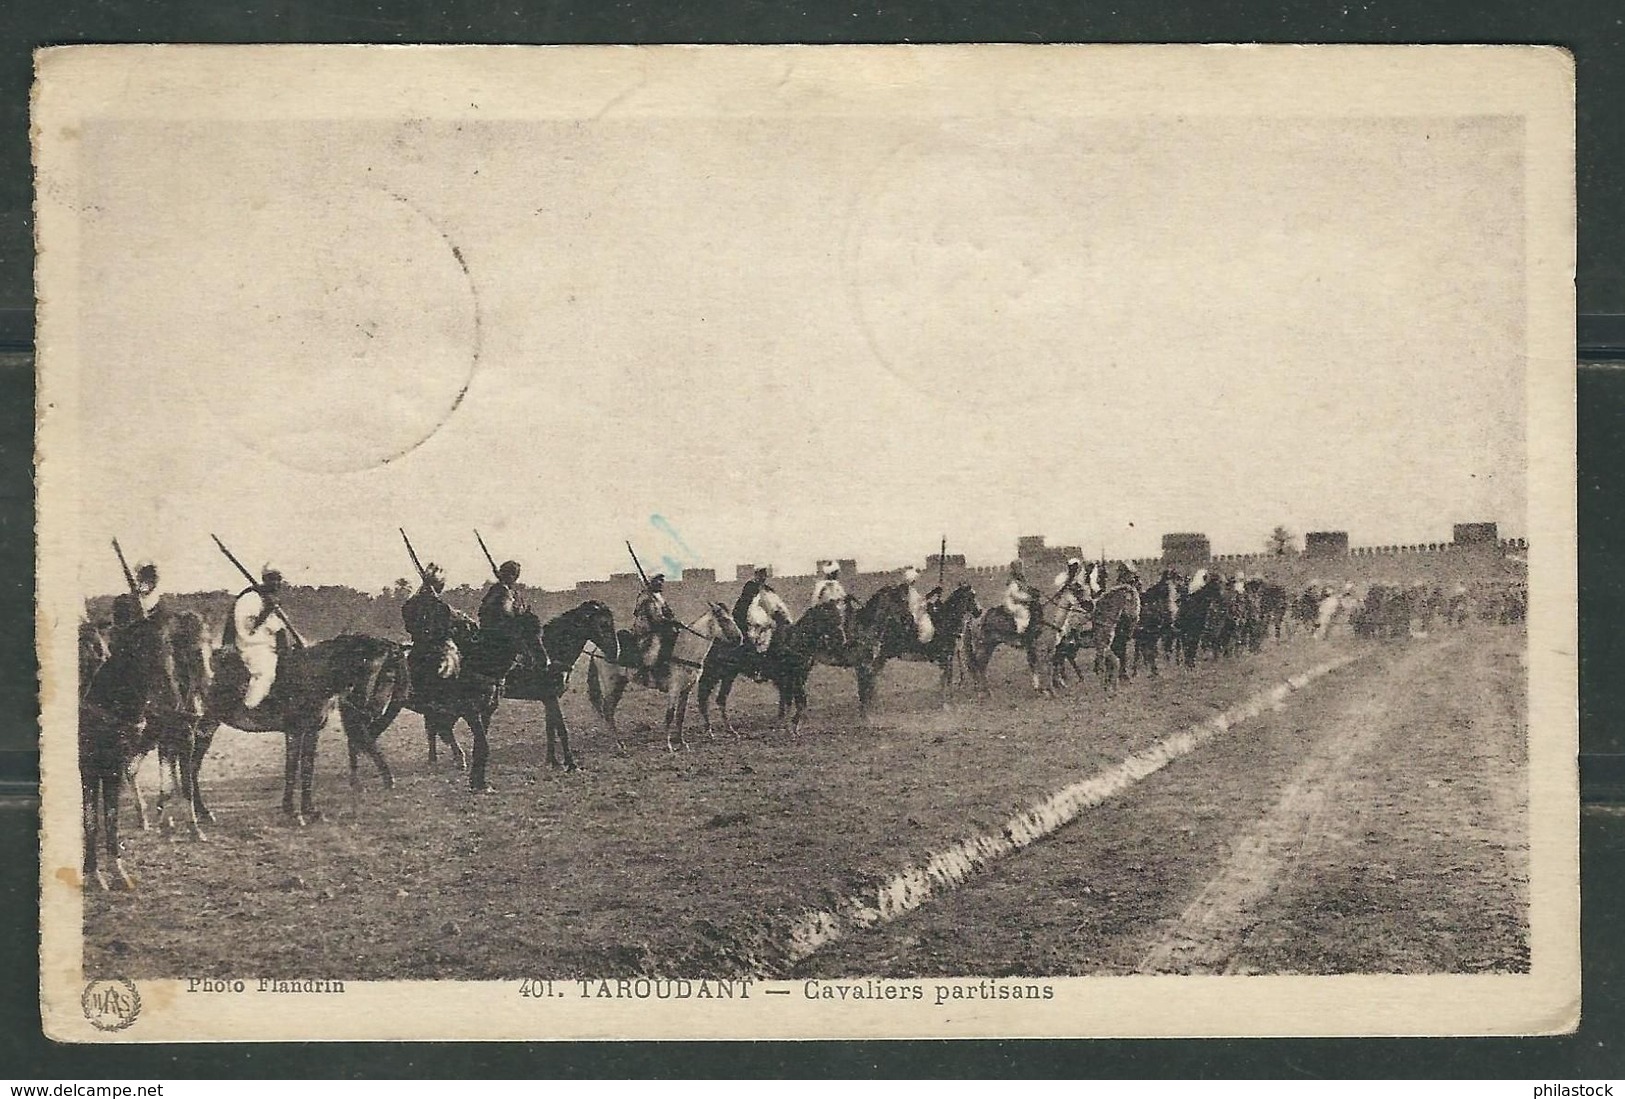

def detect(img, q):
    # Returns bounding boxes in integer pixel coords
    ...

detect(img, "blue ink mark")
[649,514,706,579]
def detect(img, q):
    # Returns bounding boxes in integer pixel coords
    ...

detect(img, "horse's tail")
[364,645,413,739]
[168,612,214,718]
[586,657,604,714]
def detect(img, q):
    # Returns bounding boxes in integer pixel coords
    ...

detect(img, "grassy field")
[80,626,1443,981]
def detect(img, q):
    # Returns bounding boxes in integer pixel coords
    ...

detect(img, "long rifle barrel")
[400,528,428,583]
[111,538,138,596]
[208,533,307,648]
[625,541,652,590]
[473,530,501,581]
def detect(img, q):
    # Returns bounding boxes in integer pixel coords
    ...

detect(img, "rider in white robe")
[812,563,852,646]
[1003,560,1038,636]
[811,563,847,606]
[1053,558,1088,638]
[903,566,935,644]
[231,567,291,710]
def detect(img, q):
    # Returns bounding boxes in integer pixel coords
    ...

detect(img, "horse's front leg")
[103,776,132,890]
[174,729,206,841]
[717,674,738,737]
[123,752,151,832]
[468,704,494,791]
[281,731,302,820]
[546,697,577,772]
[343,704,394,791]
[299,724,322,823]
[190,724,217,824]
[666,683,691,753]
[82,774,103,891]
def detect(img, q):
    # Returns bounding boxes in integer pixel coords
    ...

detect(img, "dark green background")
[2,0,1621,1079]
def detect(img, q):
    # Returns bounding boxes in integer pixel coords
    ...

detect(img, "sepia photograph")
[34,44,1576,1040]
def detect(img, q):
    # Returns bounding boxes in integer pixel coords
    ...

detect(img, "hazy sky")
[71,108,1527,594]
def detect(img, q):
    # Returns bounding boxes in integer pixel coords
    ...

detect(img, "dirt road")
[799,629,1529,976]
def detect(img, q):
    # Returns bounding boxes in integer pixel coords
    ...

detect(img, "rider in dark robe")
[478,559,546,667]
[732,567,773,636]
[105,561,168,721]
[403,563,474,692]
[479,560,527,631]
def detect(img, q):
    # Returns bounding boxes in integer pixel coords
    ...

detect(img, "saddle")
[208,648,288,729]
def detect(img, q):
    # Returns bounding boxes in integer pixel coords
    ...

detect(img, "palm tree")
[1267,526,1296,556]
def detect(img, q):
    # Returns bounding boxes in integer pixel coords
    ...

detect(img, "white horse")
[586,603,744,752]
[1313,589,1358,640]
[744,588,794,653]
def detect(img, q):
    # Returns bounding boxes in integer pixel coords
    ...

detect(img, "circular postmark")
[843,130,1110,409]
[189,184,481,474]
[81,975,141,1032]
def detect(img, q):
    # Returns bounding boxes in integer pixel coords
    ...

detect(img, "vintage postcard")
[34,44,1576,1041]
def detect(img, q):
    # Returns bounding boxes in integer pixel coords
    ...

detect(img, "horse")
[80,699,138,891]
[1238,579,1267,653]
[405,607,551,791]
[82,610,215,845]
[1133,574,1180,678]
[962,599,1059,697]
[192,632,411,824]
[880,583,982,707]
[501,600,620,773]
[1176,577,1229,665]
[699,585,912,734]
[1091,584,1141,690]
[587,602,741,752]
[1313,588,1356,640]
[1257,580,1290,643]
[697,591,805,736]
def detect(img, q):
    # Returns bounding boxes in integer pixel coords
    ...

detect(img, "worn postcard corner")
[34,43,1575,1042]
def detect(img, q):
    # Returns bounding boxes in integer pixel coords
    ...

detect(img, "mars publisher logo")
[81,977,140,1031]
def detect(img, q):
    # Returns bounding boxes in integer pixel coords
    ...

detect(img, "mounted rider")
[733,566,775,643]
[1053,557,1090,638]
[480,560,527,630]
[1004,560,1040,637]
[631,573,679,675]
[403,563,475,687]
[812,562,854,646]
[224,565,300,712]
[1116,560,1141,590]
[111,561,163,629]
[903,566,935,644]
[479,559,547,667]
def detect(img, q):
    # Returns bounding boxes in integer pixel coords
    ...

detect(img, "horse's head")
[944,583,982,625]
[559,600,618,664]
[709,603,745,646]
[78,621,111,692]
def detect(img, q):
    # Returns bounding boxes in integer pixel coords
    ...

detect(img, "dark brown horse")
[82,611,213,834]
[1176,577,1230,665]
[866,583,983,708]
[500,600,619,773]
[406,607,550,790]
[194,633,411,824]
[80,699,138,891]
[1133,573,1181,678]
[1255,579,1290,644]
[699,585,913,735]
